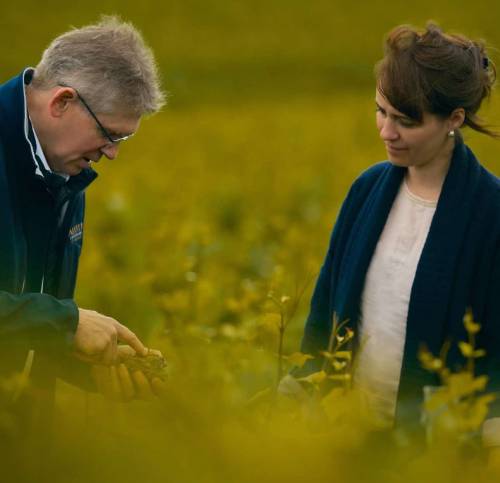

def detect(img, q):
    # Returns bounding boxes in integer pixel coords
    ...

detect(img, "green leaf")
[320,351,335,360]
[458,342,474,358]
[335,351,352,361]
[245,387,272,407]
[297,370,327,386]
[424,387,450,412]
[284,352,314,368]
[419,346,443,371]
[463,309,481,334]
[328,374,351,382]
[332,360,347,371]
[447,373,488,399]
[344,328,354,341]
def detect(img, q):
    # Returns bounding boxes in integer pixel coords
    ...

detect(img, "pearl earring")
[448,130,455,138]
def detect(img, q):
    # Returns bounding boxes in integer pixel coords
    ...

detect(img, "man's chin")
[67,159,92,175]
[62,166,82,176]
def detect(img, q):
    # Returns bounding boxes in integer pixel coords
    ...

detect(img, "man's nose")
[100,143,119,160]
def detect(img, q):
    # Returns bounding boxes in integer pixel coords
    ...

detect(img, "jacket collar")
[335,141,478,330]
[399,142,481,377]
[0,69,98,197]
[333,161,405,324]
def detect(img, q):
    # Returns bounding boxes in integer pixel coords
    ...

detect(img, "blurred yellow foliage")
[1,3,500,481]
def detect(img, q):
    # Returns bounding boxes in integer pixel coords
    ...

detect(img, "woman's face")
[375,90,455,168]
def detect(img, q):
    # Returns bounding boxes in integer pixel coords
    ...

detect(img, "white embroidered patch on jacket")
[68,223,83,243]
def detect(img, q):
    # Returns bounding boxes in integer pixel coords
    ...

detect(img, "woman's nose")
[379,118,399,142]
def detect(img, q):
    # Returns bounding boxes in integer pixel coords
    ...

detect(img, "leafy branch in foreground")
[419,308,496,445]
[267,273,313,394]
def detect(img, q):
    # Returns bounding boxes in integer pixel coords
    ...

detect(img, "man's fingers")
[117,364,135,401]
[92,365,133,402]
[91,365,105,394]
[74,351,98,365]
[109,366,123,401]
[148,349,163,358]
[117,344,137,360]
[101,337,119,366]
[75,308,147,363]
[115,323,147,357]
[93,364,164,402]
[131,370,155,400]
[151,377,167,397]
[91,365,115,399]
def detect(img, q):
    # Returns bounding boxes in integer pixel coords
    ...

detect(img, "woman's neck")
[405,141,455,202]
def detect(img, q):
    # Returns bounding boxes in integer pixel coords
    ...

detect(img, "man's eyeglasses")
[60,84,134,145]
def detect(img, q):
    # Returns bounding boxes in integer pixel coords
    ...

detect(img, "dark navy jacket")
[301,141,500,428]
[0,70,97,376]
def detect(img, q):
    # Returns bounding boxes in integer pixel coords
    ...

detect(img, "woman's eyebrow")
[376,101,411,120]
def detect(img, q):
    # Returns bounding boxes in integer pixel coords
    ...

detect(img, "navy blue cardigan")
[300,141,500,426]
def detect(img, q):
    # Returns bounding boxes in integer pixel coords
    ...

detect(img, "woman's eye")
[399,118,417,127]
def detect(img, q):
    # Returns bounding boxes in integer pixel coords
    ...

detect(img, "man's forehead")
[100,113,141,136]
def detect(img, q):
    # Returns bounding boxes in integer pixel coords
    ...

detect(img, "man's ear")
[49,87,78,118]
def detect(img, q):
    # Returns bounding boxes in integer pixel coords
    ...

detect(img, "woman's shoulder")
[348,161,395,195]
[478,164,500,191]
[477,164,500,212]
[471,164,500,246]
[463,144,499,202]
[355,161,392,182]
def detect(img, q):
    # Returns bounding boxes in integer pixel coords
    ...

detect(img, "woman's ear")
[448,107,466,131]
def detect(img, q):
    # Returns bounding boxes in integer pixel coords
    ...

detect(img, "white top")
[353,179,500,443]
[354,180,436,423]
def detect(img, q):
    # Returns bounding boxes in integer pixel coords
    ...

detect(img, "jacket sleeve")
[300,178,362,358]
[0,290,78,350]
[0,290,99,390]
[479,235,500,446]
[483,238,500,418]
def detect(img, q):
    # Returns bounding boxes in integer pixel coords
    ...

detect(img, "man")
[0,17,165,409]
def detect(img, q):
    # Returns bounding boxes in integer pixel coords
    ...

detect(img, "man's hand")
[73,308,148,365]
[91,365,162,401]
[91,345,166,401]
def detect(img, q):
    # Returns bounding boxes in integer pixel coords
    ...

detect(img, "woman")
[299,24,500,443]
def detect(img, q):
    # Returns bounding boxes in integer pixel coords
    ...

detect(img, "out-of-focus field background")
[2,1,500,482]
[2,0,498,348]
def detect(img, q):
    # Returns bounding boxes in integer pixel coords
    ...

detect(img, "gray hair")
[32,16,166,116]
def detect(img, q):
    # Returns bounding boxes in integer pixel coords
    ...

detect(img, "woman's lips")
[386,145,408,155]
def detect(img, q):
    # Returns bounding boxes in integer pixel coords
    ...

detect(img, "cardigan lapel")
[403,143,480,358]
[396,142,482,421]
[333,163,405,330]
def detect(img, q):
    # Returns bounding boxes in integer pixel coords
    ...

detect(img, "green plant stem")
[322,313,338,372]
[276,311,285,390]
[467,332,475,375]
